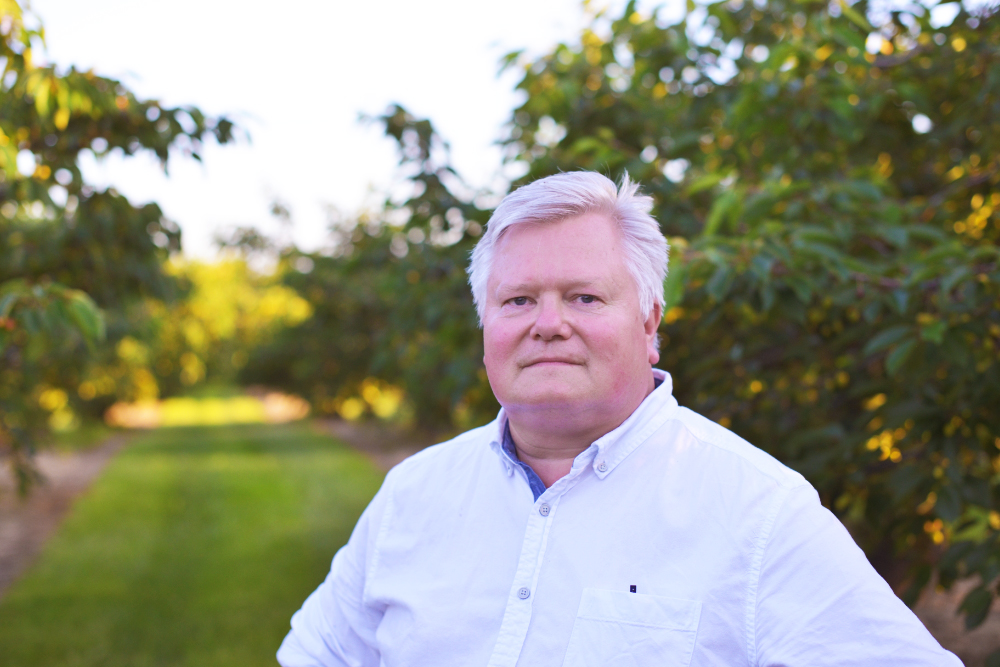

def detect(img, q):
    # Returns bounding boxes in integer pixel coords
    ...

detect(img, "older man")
[278,172,959,666]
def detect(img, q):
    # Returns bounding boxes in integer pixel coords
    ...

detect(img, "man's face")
[482,212,661,422]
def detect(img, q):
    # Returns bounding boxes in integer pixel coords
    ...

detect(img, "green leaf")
[864,324,912,355]
[703,190,740,237]
[786,276,814,303]
[936,486,962,522]
[706,264,734,302]
[67,297,104,344]
[874,225,908,247]
[888,465,923,500]
[663,252,686,311]
[760,283,776,311]
[0,288,23,318]
[793,226,840,245]
[919,319,947,344]
[891,289,909,314]
[885,338,916,375]
[794,240,846,266]
[686,173,724,196]
[941,266,970,294]
[960,586,993,630]
[832,25,866,50]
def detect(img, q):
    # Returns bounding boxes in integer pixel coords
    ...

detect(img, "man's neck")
[506,374,657,488]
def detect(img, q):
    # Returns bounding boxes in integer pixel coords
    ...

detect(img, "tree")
[242,106,497,431]
[503,0,998,638]
[0,0,235,490]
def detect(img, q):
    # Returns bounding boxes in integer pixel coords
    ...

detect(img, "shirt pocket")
[561,588,701,667]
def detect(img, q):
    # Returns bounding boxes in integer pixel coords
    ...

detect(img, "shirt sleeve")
[753,484,962,667]
[276,476,392,667]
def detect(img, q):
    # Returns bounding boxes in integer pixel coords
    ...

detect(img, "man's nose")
[530,296,572,341]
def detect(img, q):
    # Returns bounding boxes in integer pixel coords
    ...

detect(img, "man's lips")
[520,357,583,368]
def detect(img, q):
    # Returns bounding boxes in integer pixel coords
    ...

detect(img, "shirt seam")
[602,398,679,472]
[363,472,396,607]
[574,615,698,631]
[744,483,793,667]
[670,410,804,490]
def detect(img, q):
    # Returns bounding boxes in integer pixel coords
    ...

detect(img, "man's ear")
[645,303,662,365]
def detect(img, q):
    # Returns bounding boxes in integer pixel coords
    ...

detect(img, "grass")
[43,421,116,452]
[0,422,385,667]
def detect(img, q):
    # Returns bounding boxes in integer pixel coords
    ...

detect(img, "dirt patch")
[0,433,130,599]
[316,418,439,472]
[914,578,999,666]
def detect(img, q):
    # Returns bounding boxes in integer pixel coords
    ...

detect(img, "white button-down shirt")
[278,369,959,666]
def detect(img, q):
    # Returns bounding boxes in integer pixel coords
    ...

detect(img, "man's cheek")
[486,327,518,357]
[482,334,511,376]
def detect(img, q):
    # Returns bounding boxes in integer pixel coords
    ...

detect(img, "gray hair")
[468,171,669,324]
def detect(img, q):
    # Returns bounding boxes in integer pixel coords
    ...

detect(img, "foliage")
[0,279,104,488]
[502,0,1000,632]
[0,0,234,489]
[242,105,497,430]
[142,259,313,397]
[0,423,383,666]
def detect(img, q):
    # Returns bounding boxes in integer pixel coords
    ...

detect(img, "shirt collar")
[488,368,678,480]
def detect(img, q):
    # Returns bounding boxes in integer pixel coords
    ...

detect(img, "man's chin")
[502,386,596,416]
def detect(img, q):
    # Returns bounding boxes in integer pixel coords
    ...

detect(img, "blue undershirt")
[500,422,548,501]
[501,376,663,501]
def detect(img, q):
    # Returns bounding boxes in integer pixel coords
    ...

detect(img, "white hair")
[468,171,669,324]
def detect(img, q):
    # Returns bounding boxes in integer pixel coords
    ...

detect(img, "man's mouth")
[521,357,583,368]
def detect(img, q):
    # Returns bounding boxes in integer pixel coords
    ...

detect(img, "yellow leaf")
[54,107,69,130]
[864,393,887,410]
[0,0,24,21]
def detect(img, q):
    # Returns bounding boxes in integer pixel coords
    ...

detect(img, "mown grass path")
[0,422,384,667]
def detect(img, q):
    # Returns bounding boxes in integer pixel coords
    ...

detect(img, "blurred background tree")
[240,106,497,432]
[0,0,235,489]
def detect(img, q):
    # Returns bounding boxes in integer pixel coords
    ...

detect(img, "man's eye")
[511,297,529,306]
[579,295,597,304]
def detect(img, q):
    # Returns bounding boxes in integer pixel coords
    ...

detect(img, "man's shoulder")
[383,420,497,486]
[665,406,808,491]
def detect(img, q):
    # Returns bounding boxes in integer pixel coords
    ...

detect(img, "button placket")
[486,472,582,667]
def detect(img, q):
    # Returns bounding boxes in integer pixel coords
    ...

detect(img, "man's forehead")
[494,276,607,293]
[493,215,621,256]
[489,215,625,284]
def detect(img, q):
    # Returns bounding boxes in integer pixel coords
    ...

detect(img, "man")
[278,172,959,666]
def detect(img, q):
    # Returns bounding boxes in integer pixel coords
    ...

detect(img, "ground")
[0,422,383,667]
[0,419,997,665]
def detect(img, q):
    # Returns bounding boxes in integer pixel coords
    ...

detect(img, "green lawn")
[0,422,385,667]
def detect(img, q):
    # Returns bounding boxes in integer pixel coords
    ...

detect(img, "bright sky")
[30,0,664,258]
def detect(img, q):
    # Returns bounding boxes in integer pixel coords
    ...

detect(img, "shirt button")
[517,587,531,600]
[597,461,608,473]
[538,503,550,516]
